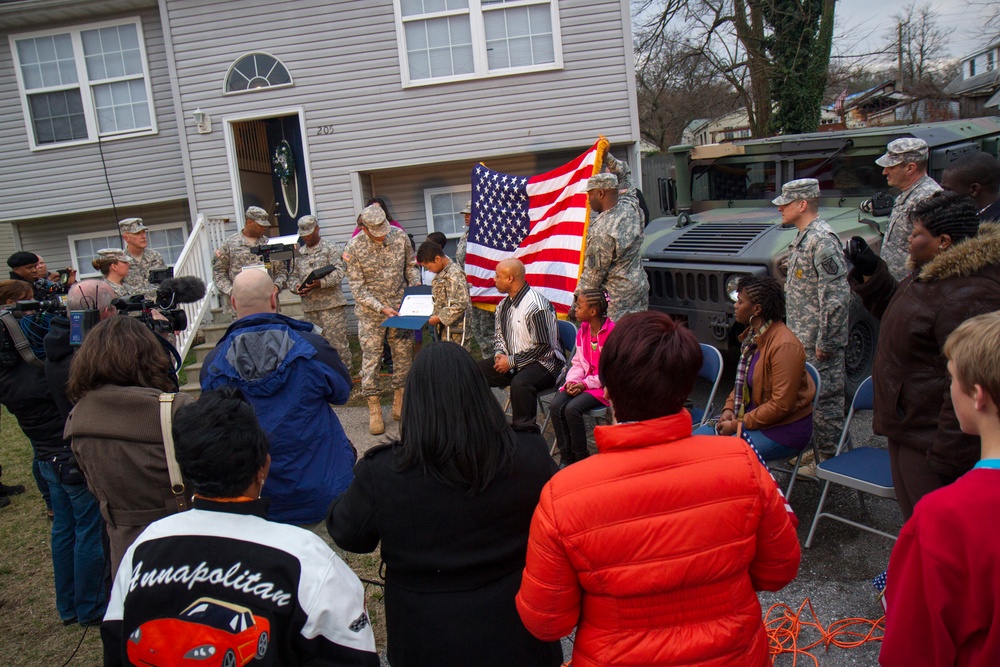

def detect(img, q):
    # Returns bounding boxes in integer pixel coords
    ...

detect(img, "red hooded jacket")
[516,411,800,666]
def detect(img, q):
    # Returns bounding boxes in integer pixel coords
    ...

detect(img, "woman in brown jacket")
[695,276,816,460]
[64,317,192,577]
[848,191,1000,519]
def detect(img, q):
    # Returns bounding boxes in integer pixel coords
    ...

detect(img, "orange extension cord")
[765,599,885,665]
[557,599,885,667]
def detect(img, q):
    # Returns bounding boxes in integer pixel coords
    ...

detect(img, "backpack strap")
[158,393,188,511]
[0,312,43,369]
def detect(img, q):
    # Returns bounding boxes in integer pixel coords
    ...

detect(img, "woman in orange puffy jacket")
[516,311,801,667]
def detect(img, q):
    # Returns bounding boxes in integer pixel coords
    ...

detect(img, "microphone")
[156,276,207,308]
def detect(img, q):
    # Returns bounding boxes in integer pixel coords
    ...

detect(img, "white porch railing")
[172,213,229,361]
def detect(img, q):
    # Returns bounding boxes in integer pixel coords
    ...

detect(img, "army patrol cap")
[875,138,929,167]
[297,215,319,236]
[117,217,147,234]
[460,201,472,215]
[772,178,820,206]
[360,204,389,236]
[586,173,619,191]
[95,248,131,264]
[246,206,270,224]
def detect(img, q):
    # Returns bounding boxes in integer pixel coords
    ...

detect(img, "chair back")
[556,320,577,356]
[694,343,725,427]
[851,376,874,412]
[805,362,821,411]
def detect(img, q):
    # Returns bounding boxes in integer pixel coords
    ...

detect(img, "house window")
[989,51,995,72]
[424,186,471,238]
[11,19,155,150]
[69,223,188,278]
[395,0,562,86]
[970,59,976,77]
[224,52,293,94]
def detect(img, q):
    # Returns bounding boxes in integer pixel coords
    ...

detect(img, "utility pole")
[898,22,905,89]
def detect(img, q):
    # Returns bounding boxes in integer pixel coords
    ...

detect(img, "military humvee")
[642,117,1000,395]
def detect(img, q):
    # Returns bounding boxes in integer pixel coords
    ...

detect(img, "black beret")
[7,251,38,269]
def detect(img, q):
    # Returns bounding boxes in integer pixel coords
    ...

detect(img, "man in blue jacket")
[200,269,354,528]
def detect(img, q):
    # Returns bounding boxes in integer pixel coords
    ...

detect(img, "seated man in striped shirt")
[477,259,565,432]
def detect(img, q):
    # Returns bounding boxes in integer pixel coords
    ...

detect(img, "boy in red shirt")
[881,311,1000,666]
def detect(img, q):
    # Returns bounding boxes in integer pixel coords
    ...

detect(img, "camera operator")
[7,251,75,301]
[34,255,77,294]
[44,279,119,420]
[212,205,288,316]
[0,279,106,626]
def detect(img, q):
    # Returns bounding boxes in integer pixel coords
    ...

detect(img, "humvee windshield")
[691,161,776,202]
[794,155,889,196]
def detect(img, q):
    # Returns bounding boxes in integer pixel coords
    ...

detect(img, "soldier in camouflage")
[777,178,850,460]
[289,215,351,371]
[575,153,649,321]
[455,199,496,357]
[455,200,471,269]
[344,203,421,435]
[92,248,132,299]
[118,218,165,298]
[416,240,470,347]
[212,206,288,315]
[876,138,942,281]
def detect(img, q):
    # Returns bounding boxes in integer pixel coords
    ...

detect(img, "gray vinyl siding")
[14,199,189,270]
[162,0,636,231]
[0,5,187,224]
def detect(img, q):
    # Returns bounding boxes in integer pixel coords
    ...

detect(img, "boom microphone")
[156,276,207,307]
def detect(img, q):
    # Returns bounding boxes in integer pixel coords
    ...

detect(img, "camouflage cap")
[117,217,147,234]
[246,206,270,224]
[460,200,472,214]
[772,178,820,206]
[95,248,131,264]
[297,215,319,235]
[360,203,389,236]
[875,138,929,167]
[586,173,619,191]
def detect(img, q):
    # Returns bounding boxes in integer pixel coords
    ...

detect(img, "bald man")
[476,259,564,432]
[200,270,355,528]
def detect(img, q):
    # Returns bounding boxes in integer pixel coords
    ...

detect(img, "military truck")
[642,117,1000,395]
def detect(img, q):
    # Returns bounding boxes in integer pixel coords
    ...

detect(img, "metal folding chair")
[805,376,897,547]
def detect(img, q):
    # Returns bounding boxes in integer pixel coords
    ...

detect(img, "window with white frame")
[224,53,293,94]
[69,223,187,278]
[10,18,155,150]
[424,186,471,238]
[395,0,561,86]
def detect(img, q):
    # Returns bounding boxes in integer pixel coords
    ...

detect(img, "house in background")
[0,0,640,278]
[944,39,1000,118]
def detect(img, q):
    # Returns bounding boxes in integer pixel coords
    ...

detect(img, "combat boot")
[368,396,385,435]
[392,387,404,421]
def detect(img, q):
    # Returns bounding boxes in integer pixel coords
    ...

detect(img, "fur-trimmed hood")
[918,222,1000,283]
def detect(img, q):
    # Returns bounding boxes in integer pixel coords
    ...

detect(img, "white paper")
[398,294,434,316]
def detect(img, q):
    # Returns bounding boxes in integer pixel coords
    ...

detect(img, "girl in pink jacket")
[550,290,615,466]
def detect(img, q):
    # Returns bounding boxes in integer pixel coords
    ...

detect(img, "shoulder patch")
[822,256,841,275]
[214,248,223,258]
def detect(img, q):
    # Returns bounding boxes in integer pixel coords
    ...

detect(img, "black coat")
[851,222,1000,477]
[43,315,74,423]
[327,431,562,667]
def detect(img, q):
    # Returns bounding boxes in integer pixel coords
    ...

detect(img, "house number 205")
[316,125,335,135]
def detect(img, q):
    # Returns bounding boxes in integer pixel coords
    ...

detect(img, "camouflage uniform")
[343,227,420,397]
[289,239,351,370]
[576,154,649,321]
[212,232,288,314]
[430,259,471,347]
[122,248,165,299]
[881,174,942,281]
[102,278,130,300]
[785,217,850,457]
[455,232,468,269]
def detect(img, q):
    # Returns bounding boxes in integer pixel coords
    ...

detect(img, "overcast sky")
[830,0,993,62]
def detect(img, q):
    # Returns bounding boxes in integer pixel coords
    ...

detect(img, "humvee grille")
[648,269,722,303]
[663,222,773,255]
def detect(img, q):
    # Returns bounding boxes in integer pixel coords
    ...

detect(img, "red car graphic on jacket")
[126,597,270,667]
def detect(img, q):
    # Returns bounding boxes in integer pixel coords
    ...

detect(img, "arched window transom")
[225,52,292,94]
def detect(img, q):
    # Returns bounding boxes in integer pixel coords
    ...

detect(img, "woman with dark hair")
[327,342,561,667]
[64,316,192,577]
[351,196,406,237]
[516,311,800,667]
[693,276,815,459]
[847,190,1000,519]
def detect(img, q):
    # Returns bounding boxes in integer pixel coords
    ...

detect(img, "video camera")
[248,235,299,263]
[110,275,207,335]
[12,296,67,314]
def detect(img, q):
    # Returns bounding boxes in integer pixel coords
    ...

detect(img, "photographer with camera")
[118,218,165,298]
[7,251,75,301]
[212,206,288,315]
[0,279,106,626]
[34,255,76,295]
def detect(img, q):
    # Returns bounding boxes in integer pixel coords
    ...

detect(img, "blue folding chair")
[766,362,821,502]
[689,343,725,427]
[538,320,579,437]
[805,376,897,547]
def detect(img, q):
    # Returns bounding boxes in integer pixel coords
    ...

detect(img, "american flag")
[465,138,609,315]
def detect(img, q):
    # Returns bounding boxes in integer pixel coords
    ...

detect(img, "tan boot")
[368,396,385,435]
[392,387,404,421]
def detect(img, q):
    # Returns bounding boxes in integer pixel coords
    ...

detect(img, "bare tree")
[885,3,954,90]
